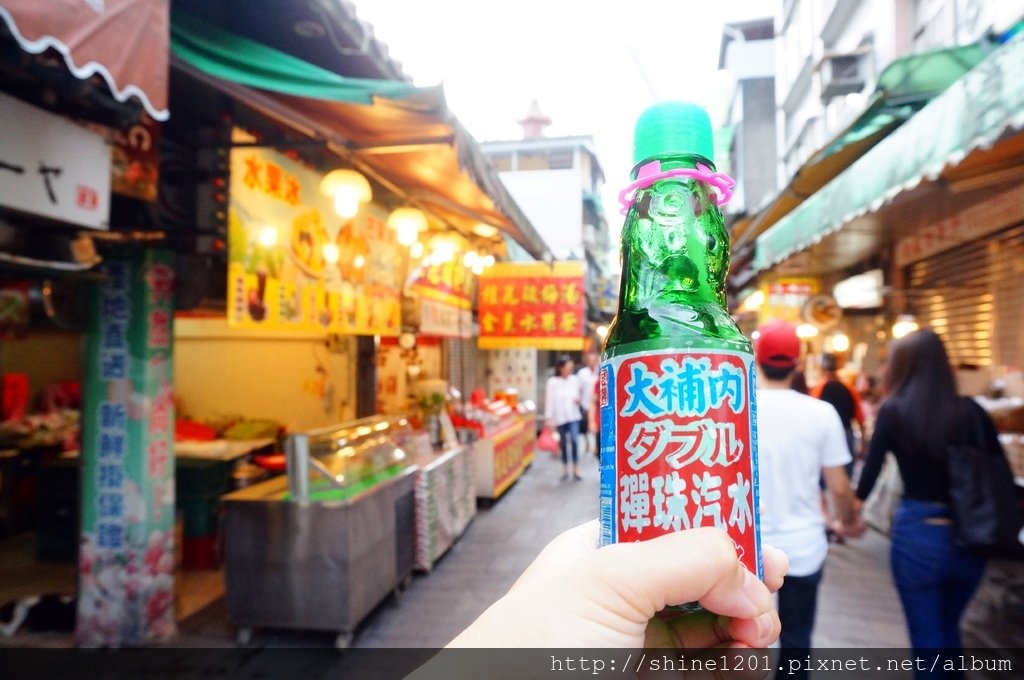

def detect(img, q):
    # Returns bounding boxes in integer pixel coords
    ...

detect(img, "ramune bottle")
[598,101,761,582]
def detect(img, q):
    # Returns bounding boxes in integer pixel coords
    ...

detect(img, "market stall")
[470,397,536,501]
[220,415,417,648]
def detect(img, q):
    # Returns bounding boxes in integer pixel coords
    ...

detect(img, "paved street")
[177,448,910,649]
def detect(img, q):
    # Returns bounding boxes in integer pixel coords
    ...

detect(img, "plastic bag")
[537,427,560,454]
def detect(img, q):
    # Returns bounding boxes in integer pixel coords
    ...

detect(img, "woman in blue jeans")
[857,330,991,678]
[544,355,582,481]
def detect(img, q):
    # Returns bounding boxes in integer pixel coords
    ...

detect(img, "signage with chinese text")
[409,260,474,310]
[477,261,586,350]
[894,185,1024,267]
[227,145,403,336]
[762,277,818,326]
[78,250,176,646]
[0,93,111,229]
[419,298,473,338]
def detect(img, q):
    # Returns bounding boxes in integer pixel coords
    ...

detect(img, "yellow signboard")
[227,147,402,336]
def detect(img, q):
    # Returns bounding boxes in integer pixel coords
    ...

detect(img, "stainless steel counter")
[220,465,417,648]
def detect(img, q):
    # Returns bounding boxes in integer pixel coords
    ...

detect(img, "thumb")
[587,527,770,622]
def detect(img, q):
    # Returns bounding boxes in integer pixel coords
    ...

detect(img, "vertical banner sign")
[227,145,402,336]
[599,349,761,579]
[477,261,586,350]
[77,250,176,647]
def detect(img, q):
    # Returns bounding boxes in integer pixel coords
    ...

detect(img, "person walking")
[545,355,582,481]
[575,351,599,459]
[856,329,992,677]
[753,320,864,676]
[811,353,866,471]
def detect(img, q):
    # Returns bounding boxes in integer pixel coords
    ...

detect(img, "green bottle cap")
[632,101,714,172]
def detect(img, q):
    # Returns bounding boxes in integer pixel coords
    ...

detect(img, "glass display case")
[286,415,415,500]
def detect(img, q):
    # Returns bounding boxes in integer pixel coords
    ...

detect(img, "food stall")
[220,415,417,648]
[470,395,536,501]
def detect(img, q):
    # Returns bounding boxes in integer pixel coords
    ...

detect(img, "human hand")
[448,521,787,649]
[832,515,867,539]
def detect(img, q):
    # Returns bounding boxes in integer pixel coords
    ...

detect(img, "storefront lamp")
[321,243,340,265]
[796,323,819,339]
[319,169,371,218]
[387,206,428,246]
[892,314,919,339]
[472,223,499,238]
[409,241,425,259]
[258,224,279,248]
[830,332,850,353]
[463,250,479,267]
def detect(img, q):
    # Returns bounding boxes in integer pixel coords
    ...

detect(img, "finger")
[761,545,788,593]
[646,609,733,649]
[727,610,781,648]
[589,527,771,623]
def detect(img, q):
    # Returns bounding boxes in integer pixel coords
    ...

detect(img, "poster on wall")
[409,260,474,338]
[762,278,818,326]
[77,250,176,646]
[227,146,403,336]
[477,261,586,350]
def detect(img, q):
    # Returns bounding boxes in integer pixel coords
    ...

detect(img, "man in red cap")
[754,320,864,674]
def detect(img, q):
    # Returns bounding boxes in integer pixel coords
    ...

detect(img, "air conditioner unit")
[819,52,866,98]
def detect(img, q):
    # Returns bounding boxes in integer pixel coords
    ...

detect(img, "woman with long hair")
[856,329,993,675]
[544,355,583,481]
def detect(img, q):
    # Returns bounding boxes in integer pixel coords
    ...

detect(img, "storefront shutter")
[907,223,1024,370]
[445,338,487,402]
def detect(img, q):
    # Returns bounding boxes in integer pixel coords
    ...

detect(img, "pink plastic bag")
[537,427,560,454]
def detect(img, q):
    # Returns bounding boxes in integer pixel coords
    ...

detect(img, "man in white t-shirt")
[754,320,864,673]
[575,351,599,458]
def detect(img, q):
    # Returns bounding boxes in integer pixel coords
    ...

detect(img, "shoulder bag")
[947,401,1024,559]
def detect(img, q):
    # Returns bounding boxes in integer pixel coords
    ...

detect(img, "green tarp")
[171,12,427,105]
[755,35,1024,272]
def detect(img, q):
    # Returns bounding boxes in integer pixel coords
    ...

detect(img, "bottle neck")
[630,153,715,181]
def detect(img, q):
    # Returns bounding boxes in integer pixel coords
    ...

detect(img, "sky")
[350,0,772,246]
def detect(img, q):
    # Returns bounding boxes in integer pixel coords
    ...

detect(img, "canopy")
[171,13,550,261]
[754,36,1023,273]
[732,43,988,253]
[0,0,169,120]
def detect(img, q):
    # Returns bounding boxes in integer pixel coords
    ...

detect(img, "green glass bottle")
[598,102,761,582]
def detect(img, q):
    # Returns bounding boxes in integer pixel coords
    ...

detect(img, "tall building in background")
[717,17,778,251]
[480,101,615,323]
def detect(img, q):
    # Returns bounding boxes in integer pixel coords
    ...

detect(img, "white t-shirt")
[544,374,581,426]
[755,388,851,577]
[576,365,598,411]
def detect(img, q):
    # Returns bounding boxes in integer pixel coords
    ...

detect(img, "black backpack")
[947,399,1024,559]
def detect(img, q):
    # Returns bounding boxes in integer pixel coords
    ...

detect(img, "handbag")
[861,453,902,536]
[947,401,1024,559]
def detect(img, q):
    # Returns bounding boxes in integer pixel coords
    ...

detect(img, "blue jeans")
[891,499,986,678]
[777,567,823,680]
[557,421,580,465]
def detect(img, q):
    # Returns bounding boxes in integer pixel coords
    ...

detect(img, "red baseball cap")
[755,320,801,368]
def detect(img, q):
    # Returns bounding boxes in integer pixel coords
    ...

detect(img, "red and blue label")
[599,348,762,579]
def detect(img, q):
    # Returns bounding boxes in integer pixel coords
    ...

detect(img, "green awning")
[171,12,424,104]
[732,43,989,252]
[170,13,552,261]
[754,35,1024,272]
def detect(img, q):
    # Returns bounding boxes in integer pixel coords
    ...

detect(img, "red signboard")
[477,261,585,350]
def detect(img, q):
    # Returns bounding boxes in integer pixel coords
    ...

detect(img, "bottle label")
[599,347,761,579]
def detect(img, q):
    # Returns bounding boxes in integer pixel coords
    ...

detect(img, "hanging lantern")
[387,206,428,246]
[319,169,371,218]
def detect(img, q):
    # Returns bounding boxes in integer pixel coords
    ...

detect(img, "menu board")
[227,146,402,336]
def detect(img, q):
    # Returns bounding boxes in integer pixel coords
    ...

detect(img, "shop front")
[749,31,1024,652]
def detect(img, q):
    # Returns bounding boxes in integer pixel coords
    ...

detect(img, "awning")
[0,0,169,120]
[732,43,988,252]
[171,13,551,261]
[754,35,1024,273]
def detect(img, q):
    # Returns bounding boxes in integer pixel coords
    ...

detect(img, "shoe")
[560,473,569,482]
[573,474,582,481]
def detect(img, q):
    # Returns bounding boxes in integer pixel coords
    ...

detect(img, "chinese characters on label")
[601,350,759,576]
